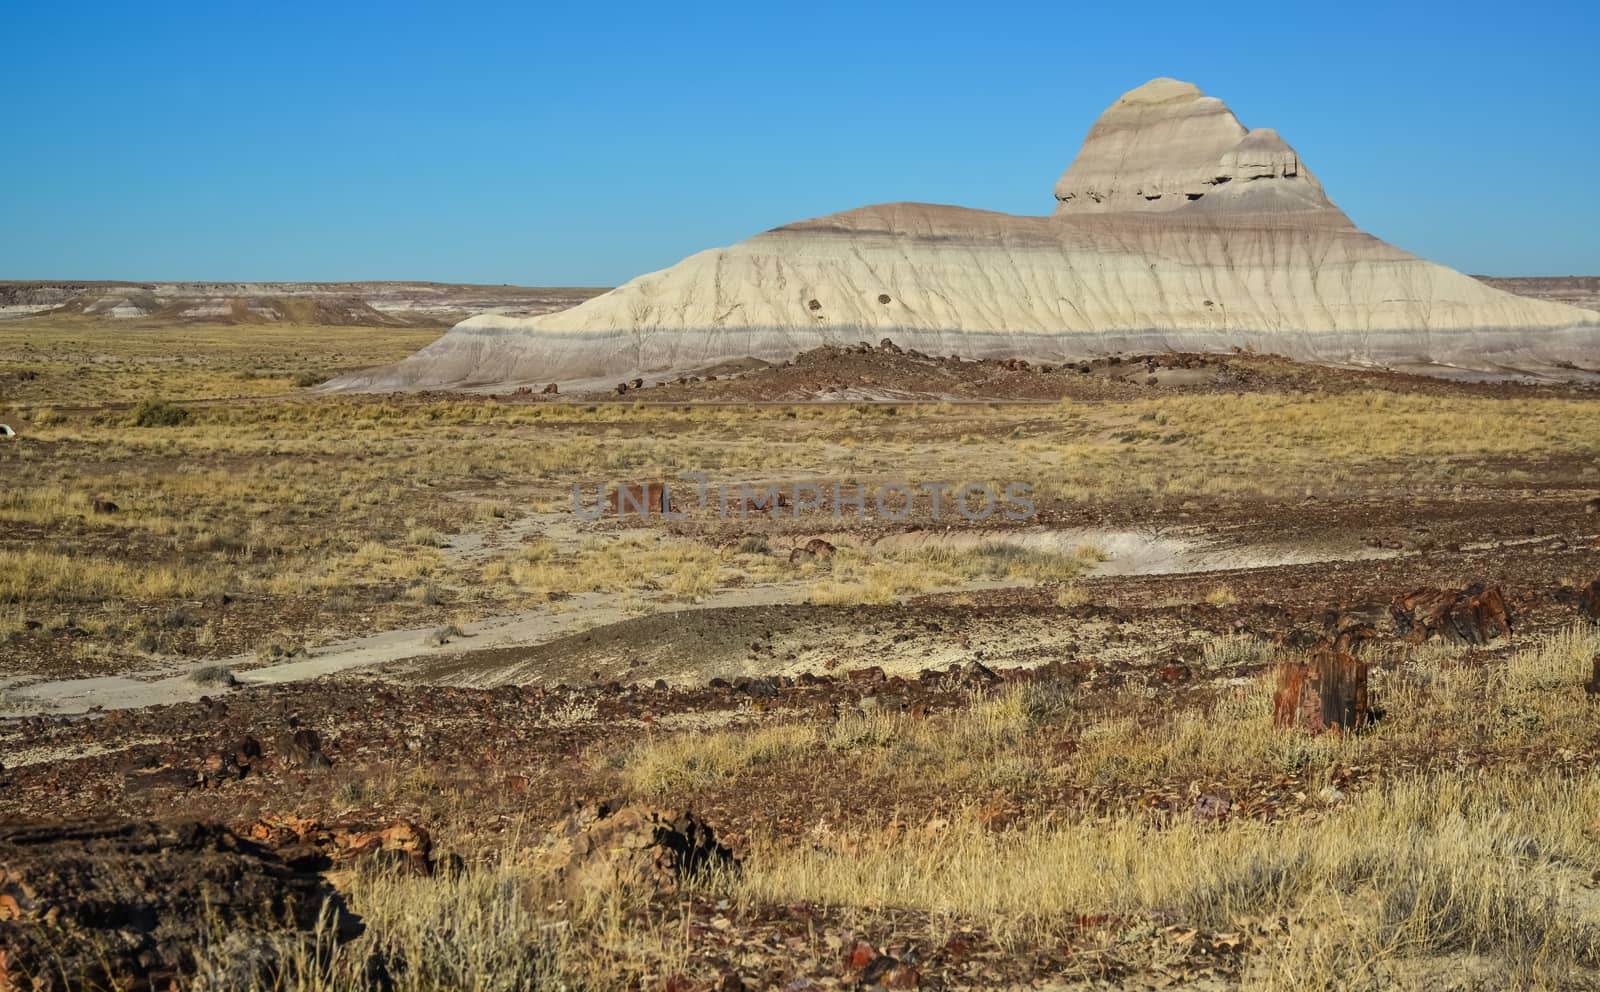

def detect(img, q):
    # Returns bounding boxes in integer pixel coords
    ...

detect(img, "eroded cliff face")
[330,79,1599,391]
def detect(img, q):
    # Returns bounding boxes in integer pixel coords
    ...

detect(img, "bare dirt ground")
[5,300,1600,990]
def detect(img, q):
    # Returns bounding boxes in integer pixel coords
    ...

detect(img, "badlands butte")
[334,77,1599,391]
[7,78,1600,992]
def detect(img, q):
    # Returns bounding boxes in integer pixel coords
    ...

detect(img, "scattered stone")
[541,382,558,394]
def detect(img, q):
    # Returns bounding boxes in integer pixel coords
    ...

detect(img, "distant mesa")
[331,78,1600,391]
[0,282,606,328]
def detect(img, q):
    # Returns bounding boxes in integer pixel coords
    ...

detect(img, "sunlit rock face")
[1052,78,1331,214]
[331,79,1599,391]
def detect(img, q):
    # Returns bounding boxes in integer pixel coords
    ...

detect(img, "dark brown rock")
[0,820,357,992]
[1579,579,1600,622]
[283,727,332,769]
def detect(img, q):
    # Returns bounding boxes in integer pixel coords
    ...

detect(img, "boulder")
[0,820,357,992]
[533,804,734,899]
[282,727,333,769]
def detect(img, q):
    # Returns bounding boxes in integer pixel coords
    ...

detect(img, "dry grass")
[746,771,1600,981]
[807,542,1098,605]
[7,320,1600,670]
[0,548,225,603]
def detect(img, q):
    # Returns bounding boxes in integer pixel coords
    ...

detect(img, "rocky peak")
[1053,78,1335,215]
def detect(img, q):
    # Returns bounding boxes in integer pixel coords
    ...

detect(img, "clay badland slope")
[330,78,1599,391]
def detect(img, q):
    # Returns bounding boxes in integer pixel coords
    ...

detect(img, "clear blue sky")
[2,0,1596,284]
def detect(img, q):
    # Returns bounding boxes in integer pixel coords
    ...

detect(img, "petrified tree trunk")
[1273,651,1369,733]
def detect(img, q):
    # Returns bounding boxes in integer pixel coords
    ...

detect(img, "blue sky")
[2,0,1596,284]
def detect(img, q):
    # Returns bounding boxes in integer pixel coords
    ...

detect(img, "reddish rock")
[244,815,434,876]
[1158,663,1192,684]
[608,482,674,518]
[1390,583,1511,645]
[1273,651,1369,734]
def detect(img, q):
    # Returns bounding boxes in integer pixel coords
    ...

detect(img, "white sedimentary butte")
[333,78,1599,390]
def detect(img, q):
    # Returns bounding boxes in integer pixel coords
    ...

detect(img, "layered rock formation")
[331,79,1599,390]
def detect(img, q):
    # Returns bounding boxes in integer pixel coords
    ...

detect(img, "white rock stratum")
[332,78,1599,390]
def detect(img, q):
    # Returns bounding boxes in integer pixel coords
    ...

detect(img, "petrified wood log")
[606,481,674,517]
[1273,651,1369,734]
[1390,583,1511,645]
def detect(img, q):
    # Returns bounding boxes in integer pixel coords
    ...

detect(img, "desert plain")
[2,276,1600,990]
